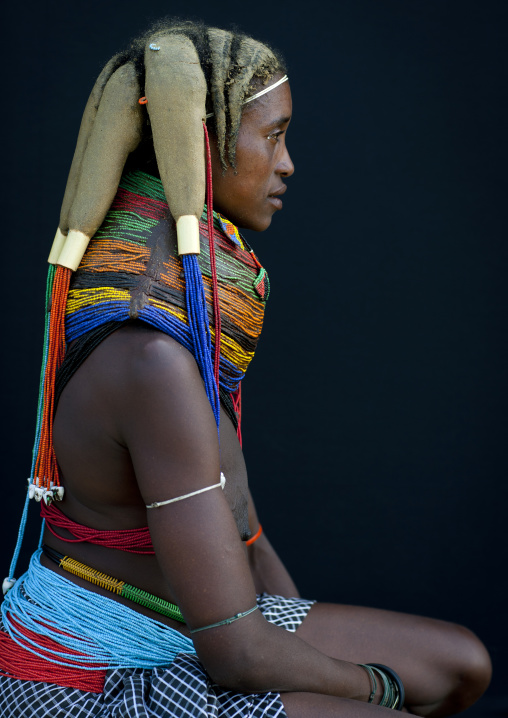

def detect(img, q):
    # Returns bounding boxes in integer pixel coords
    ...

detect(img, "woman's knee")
[415,621,492,715]
[449,624,492,698]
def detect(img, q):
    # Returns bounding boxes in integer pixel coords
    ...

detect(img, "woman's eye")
[267,130,284,142]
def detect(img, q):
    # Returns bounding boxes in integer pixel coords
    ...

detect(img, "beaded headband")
[205,74,289,119]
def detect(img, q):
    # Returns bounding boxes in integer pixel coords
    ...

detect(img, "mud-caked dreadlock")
[126,19,287,171]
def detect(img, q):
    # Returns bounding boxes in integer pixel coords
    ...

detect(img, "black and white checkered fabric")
[0,593,315,717]
[255,593,314,632]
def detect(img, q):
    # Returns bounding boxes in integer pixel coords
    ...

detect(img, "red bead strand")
[202,122,221,390]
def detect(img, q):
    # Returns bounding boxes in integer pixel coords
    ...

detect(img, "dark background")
[1,1,506,714]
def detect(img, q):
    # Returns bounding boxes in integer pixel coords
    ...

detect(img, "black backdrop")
[1,1,506,713]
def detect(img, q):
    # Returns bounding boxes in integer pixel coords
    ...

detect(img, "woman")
[0,19,491,717]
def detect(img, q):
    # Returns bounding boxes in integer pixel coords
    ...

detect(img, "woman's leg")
[281,693,409,717]
[294,603,491,717]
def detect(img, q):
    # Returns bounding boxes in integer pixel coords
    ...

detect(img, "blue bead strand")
[7,266,55,584]
[2,551,196,670]
[182,254,220,428]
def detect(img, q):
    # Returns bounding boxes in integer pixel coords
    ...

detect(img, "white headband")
[205,74,288,119]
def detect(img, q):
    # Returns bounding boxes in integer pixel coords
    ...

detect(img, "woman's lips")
[268,196,283,210]
[267,185,287,210]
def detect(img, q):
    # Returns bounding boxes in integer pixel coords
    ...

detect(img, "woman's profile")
[0,18,492,717]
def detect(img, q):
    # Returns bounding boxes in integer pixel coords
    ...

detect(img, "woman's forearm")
[247,532,300,597]
[246,489,300,597]
[197,617,375,701]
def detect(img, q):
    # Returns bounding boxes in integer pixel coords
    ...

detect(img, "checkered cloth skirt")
[0,593,315,718]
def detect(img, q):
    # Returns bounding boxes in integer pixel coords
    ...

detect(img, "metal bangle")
[357,663,378,703]
[190,605,258,634]
[366,663,405,711]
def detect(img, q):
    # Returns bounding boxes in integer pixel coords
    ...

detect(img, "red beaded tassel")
[232,383,242,446]
[203,121,221,390]
[32,265,71,501]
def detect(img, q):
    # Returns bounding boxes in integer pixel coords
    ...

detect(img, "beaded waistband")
[1,550,196,672]
[42,544,184,623]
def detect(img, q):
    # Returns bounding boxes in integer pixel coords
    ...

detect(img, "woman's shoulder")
[57,321,215,450]
[87,322,202,389]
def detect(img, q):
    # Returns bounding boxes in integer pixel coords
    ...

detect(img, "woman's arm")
[115,331,377,702]
[246,490,300,598]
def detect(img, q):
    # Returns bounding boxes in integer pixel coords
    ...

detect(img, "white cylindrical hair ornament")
[176,216,200,255]
[47,228,67,265]
[145,34,207,255]
[57,62,143,271]
[56,230,91,272]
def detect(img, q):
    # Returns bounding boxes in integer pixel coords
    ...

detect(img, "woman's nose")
[277,145,295,177]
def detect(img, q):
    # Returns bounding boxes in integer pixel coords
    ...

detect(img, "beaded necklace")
[68,171,269,371]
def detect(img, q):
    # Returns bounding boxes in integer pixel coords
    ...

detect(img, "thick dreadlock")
[67,19,287,177]
[124,19,287,171]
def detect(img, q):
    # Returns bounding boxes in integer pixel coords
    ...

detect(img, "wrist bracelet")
[365,663,405,711]
[246,524,263,546]
[357,664,377,703]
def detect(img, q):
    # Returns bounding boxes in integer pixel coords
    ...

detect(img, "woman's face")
[209,78,294,231]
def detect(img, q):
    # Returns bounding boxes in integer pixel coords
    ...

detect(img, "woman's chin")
[235,212,275,233]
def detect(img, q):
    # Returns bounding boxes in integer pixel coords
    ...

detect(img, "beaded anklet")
[42,545,185,623]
